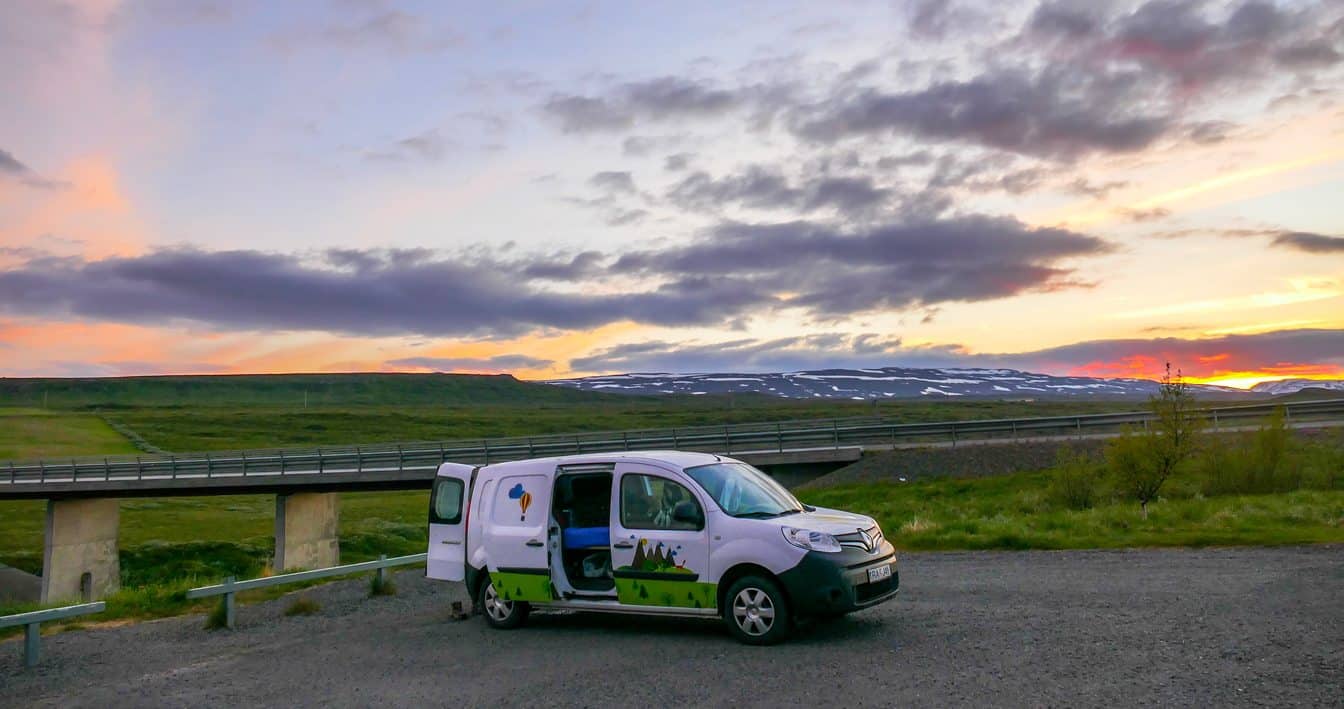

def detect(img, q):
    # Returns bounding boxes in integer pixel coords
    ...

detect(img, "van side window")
[621,475,702,531]
[430,478,464,524]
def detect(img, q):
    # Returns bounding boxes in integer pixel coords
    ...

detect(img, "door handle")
[441,540,462,545]
[613,542,634,549]
[525,540,544,547]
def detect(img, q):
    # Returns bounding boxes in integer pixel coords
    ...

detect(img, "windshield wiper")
[735,509,799,519]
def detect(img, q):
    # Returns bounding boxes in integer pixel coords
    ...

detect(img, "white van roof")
[436,450,727,477]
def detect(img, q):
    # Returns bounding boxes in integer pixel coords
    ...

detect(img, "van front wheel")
[724,576,791,645]
[478,579,530,629]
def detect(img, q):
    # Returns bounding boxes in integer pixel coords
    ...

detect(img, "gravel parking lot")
[3,546,1340,707]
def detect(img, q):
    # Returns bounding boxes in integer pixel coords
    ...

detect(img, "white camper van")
[426,451,898,644]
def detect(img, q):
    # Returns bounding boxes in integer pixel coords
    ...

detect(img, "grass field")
[103,398,1139,453]
[802,473,1344,550]
[0,409,139,460]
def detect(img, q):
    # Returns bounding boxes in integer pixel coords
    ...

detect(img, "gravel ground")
[3,546,1341,707]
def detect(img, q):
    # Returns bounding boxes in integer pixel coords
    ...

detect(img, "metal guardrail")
[1,601,106,668]
[2,399,1341,489]
[184,553,427,629]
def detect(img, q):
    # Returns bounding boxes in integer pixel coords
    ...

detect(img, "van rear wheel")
[478,579,530,629]
[723,575,791,645]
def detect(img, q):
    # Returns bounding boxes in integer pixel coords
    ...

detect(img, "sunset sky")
[2,0,1342,387]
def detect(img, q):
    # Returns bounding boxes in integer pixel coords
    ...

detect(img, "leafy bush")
[1047,448,1104,510]
[1200,409,1307,496]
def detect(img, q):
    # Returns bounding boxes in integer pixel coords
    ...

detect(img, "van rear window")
[430,478,464,524]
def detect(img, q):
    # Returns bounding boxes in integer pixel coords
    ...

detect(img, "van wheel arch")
[717,564,788,611]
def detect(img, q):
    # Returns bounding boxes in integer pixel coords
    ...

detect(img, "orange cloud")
[1,156,147,261]
[1070,356,1344,389]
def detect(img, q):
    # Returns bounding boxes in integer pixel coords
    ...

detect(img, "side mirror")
[672,500,703,527]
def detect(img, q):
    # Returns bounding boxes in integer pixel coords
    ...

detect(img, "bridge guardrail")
[184,553,427,630]
[1,601,106,668]
[2,399,1341,488]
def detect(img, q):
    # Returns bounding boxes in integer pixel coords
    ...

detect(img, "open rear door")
[427,462,475,581]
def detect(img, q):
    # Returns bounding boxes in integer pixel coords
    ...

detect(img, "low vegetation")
[283,596,321,616]
[369,572,397,597]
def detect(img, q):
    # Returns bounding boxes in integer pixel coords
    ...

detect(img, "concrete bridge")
[4,398,1340,603]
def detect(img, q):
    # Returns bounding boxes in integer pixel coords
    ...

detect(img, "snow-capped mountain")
[547,367,1256,400]
[1249,379,1344,395]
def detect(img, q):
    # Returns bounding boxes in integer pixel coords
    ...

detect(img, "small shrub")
[1107,367,1203,517]
[369,572,397,597]
[204,598,229,630]
[1298,434,1344,490]
[1047,448,1103,510]
[284,596,321,616]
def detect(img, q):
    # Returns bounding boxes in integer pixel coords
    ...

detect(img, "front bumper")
[777,542,899,617]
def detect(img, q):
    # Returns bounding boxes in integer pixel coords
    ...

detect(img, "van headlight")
[782,527,842,553]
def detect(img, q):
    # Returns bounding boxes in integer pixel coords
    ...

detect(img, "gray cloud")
[519,251,605,280]
[663,152,694,171]
[667,167,894,214]
[1026,1,1101,39]
[791,66,1172,160]
[614,215,1110,316]
[1156,227,1344,254]
[0,148,29,175]
[387,354,553,371]
[1069,177,1129,199]
[0,212,1110,338]
[542,76,744,133]
[542,95,632,133]
[1116,206,1172,223]
[1271,231,1344,254]
[0,148,68,190]
[0,248,776,338]
[363,129,452,163]
[589,171,637,194]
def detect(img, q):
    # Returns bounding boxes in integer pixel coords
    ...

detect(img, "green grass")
[104,398,1140,453]
[0,412,139,460]
[800,471,1344,550]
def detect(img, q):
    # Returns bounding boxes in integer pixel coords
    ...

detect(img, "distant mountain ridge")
[0,373,623,408]
[1249,378,1344,395]
[547,367,1340,400]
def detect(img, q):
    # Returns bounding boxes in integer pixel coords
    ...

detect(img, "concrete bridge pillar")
[41,498,120,603]
[274,492,340,571]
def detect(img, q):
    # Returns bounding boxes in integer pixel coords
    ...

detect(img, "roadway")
[3,546,1340,706]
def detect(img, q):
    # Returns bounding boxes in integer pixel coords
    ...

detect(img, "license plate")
[867,565,891,583]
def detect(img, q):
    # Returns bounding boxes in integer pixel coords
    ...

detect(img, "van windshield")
[684,462,804,518]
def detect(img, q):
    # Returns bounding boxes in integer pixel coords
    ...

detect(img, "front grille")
[855,573,898,604]
[836,525,884,553]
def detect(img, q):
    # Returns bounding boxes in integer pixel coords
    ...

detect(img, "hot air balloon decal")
[508,483,532,521]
